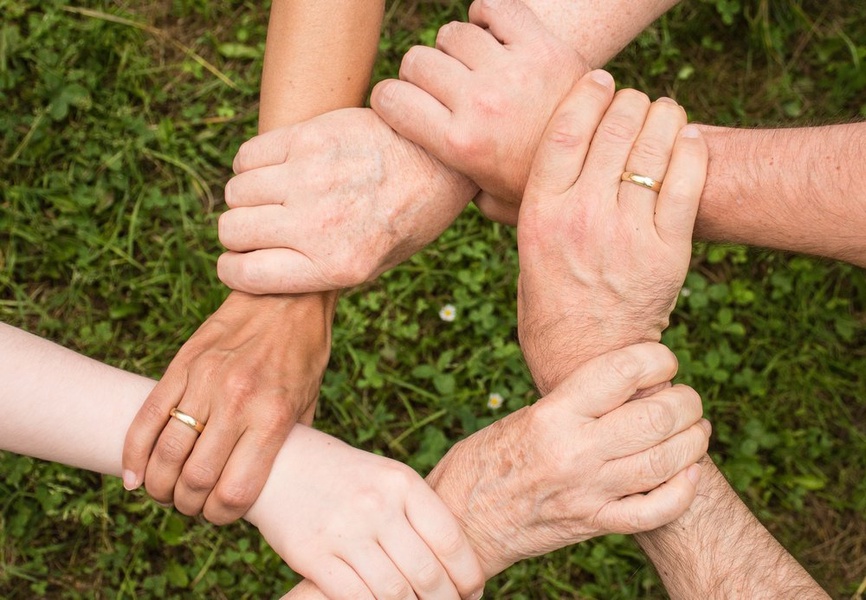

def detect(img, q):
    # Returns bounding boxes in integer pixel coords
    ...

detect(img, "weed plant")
[1,0,864,597]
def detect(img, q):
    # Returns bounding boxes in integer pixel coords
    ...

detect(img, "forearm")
[259,0,384,132]
[695,123,866,266]
[0,322,322,526]
[524,0,680,65]
[635,455,827,599]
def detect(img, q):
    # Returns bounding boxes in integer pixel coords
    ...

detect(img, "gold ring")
[169,407,205,434]
[621,171,662,193]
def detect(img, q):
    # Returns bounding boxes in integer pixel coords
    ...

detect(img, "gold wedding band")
[169,407,205,434]
[621,171,663,193]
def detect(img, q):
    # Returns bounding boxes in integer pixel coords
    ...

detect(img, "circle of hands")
[121,0,713,598]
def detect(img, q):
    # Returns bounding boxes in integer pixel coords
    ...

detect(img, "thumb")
[538,343,679,420]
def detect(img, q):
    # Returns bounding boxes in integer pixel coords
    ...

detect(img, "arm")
[512,67,828,597]
[372,0,866,268]
[635,456,828,599]
[1,322,484,599]
[121,0,383,524]
[215,0,679,294]
[695,123,866,267]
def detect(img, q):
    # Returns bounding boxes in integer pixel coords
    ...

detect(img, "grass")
[1,0,865,597]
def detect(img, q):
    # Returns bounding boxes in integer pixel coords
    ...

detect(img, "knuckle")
[222,372,257,408]
[630,134,671,164]
[141,397,172,426]
[381,579,412,600]
[413,561,445,591]
[642,399,677,439]
[212,480,257,514]
[180,461,220,494]
[606,349,643,385]
[599,114,640,143]
[154,434,191,465]
[640,445,673,483]
[435,525,466,558]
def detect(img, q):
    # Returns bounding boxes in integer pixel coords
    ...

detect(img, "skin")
[121,0,385,526]
[277,69,714,598]
[215,0,678,294]
[371,0,866,267]
[0,325,706,598]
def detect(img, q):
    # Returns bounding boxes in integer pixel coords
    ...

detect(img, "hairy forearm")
[259,0,384,132]
[635,456,827,599]
[696,123,866,266]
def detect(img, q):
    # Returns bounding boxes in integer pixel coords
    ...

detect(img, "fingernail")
[681,124,701,138]
[468,590,484,600]
[155,501,173,509]
[590,69,614,87]
[122,470,140,491]
[700,418,713,436]
[657,96,678,105]
[686,463,702,485]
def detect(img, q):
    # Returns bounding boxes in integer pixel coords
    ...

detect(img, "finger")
[202,427,287,525]
[218,205,297,252]
[335,544,417,600]
[654,124,708,245]
[594,384,703,459]
[378,526,454,599]
[122,367,189,491]
[217,249,324,295]
[605,420,711,496]
[370,79,452,157]
[143,399,209,504]
[172,411,244,517]
[577,88,651,210]
[435,21,503,70]
[232,127,296,175]
[473,190,519,226]
[599,462,703,534]
[468,0,545,46]
[618,98,687,224]
[522,69,615,201]
[399,45,469,110]
[539,343,679,420]
[405,485,486,599]
[224,164,291,208]
[302,555,376,600]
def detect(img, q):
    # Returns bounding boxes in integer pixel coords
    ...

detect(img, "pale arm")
[1,322,485,599]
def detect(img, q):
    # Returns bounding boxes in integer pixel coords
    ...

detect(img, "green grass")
[1,0,865,597]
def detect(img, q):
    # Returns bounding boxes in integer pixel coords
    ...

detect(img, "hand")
[427,343,709,577]
[246,425,485,600]
[371,0,588,225]
[217,107,478,295]
[516,74,708,394]
[122,291,335,524]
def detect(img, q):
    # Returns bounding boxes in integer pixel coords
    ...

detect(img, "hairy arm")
[696,123,866,266]
[635,456,828,599]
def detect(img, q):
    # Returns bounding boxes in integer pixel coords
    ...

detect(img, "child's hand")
[372,0,589,224]
[245,426,484,600]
